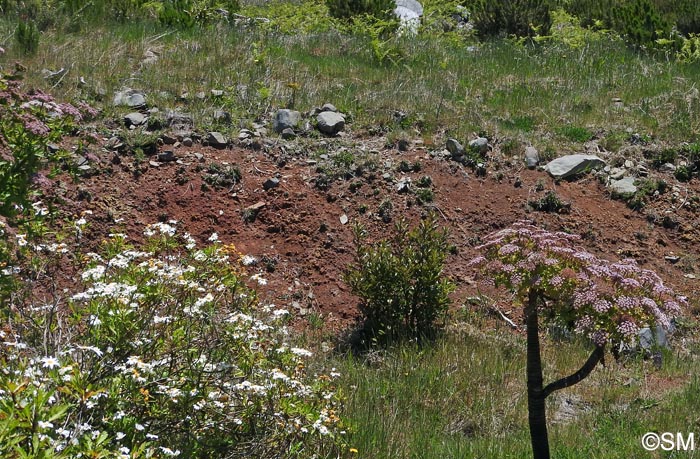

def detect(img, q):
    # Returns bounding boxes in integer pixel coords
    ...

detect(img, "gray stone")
[544,154,605,180]
[210,89,224,97]
[396,177,411,193]
[281,128,296,140]
[213,110,231,124]
[320,103,338,113]
[394,0,423,35]
[124,112,146,127]
[446,138,465,159]
[524,146,539,169]
[660,163,676,173]
[273,109,302,133]
[206,131,228,149]
[263,177,280,191]
[113,89,146,108]
[182,137,193,147]
[316,111,345,135]
[340,214,349,225]
[469,137,489,155]
[166,111,194,135]
[639,324,670,350]
[609,177,637,195]
[158,150,175,162]
[608,167,625,180]
[161,134,177,145]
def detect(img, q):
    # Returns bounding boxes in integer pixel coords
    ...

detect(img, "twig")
[488,303,518,329]
[51,66,71,89]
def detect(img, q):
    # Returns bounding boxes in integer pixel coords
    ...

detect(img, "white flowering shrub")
[0,222,344,458]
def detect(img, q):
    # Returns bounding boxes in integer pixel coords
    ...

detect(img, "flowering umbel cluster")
[470,221,685,346]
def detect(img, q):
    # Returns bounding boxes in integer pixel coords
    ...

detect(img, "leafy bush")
[14,21,40,55]
[0,223,344,458]
[565,0,669,46]
[462,0,553,38]
[326,0,394,21]
[345,215,455,343]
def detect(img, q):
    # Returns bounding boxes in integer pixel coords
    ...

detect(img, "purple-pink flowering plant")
[472,221,685,459]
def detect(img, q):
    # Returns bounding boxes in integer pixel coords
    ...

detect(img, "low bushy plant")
[0,222,344,458]
[345,215,455,344]
[462,0,553,38]
[326,0,394,21]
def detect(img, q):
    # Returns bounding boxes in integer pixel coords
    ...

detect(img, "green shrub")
[345,215,455,344]
[14,20,40,55]
[462,0,553,38]
[326,0,394,21]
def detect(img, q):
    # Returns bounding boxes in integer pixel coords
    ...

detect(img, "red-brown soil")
[44,136,700,331]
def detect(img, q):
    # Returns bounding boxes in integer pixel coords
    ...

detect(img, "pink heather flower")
[77,102,99,119]
[591,330,609,347]
[498,244,520,256]
[616,296,638,311]
[549,276,563,287]
[663,300,681,315]
[592,299,611,313]
[20,114,50,136]
[617,320,638,339]
[28,89,54,103]
[58,103,82,121]
[620,278,641,289]
[468,256,486,267]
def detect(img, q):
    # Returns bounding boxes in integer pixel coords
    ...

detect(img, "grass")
[332,316,700,458]
[1,17,699,150]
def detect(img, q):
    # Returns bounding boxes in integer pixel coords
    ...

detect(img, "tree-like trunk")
[526,289,550,459]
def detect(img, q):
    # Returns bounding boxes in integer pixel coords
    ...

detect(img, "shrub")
[326,0,394,21]
[14,20,40,55]
[345,215,455,344]
[462,0,553,38]
[0,223,344,458]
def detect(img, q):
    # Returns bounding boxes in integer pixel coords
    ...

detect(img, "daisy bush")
[0,222,344,458]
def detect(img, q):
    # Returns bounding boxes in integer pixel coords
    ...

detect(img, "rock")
[394,0,423,35]
[113,89,146,108]
[340,214,348,225]
[524,146,539,169]
[166,110,194,137]
[320,103,338,113]
[158,150,175,162]
[195,91,206,100]
[273,109,302,133]
[446,138,465,159]
[317,111,345,135]
[638,324,670,350]
[624,160,634,169]
[660,163,676,173]
[396,177,411,193]
[544,154,605,180]
[161,134,177,145]
[182,137,193,147]
[608,177,637,195]
[263,177,279,191]
[213,109,231,124]
[211,89,224,97]
[608,167,625,180]
[206,132,228,149]
[469,137,489,155]
[124,112,146,127]
[397,138,410,151]
[149,160,160,167]
[281,128,296,140]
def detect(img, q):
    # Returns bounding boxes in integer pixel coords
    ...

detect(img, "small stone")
[281,128,296,140]
[182,137,193,147]
[194,153,204,161]
[149,160,160,167]
[446,138,465,159]
[158,150,175,162]
[316,112,345,135]
[397,138,410,151]
[624,160,634,169]
[320,103,338,112]
[524,146,539,169]
[213,110,232,124]
[273,109,302,133]
[469,137,489,155]
[124,112,146,127]
[664,255,680,263]
[608,167,625,180]
[161,134,177,145]
[660,163,676,173]
[340,214,348,225]
[195,91,206,100]
[206,131,228,149]
[544,154,605,180]
[263,177,280,191]
[211,89,224,97]
[396,177,411,193]
[608,177,637,195]
[113,89,146,108]
[47,143,60,154]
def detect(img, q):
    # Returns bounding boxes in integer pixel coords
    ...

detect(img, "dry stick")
[487,302,518,329]
[51,65,71,89]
